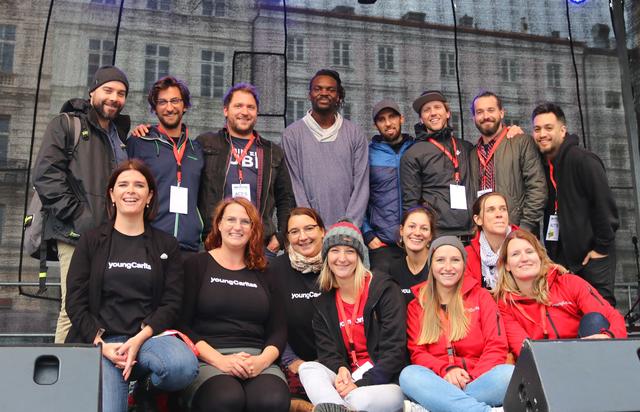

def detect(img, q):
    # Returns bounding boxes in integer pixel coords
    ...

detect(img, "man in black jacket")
[33,65,131,342]
[197,83,294,254]
[532,102,619,306]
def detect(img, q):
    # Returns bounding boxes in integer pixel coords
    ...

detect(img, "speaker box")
[504,338,640,412]
[0,344,101,411]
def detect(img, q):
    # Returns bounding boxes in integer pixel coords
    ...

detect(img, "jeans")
[399,364,514,412]
[577,312,611,338]
[299,361,404,412]
[102,335,198,412]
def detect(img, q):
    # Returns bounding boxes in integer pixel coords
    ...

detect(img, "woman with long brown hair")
[179,197,289,412]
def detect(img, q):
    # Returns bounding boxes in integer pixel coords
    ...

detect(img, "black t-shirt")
[387,255,428,305]
[100,230,154,336]
[224,136,259,205]
[188,254,272,349]
[271,253,320,361]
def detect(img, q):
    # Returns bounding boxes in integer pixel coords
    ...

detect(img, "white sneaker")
[403,400,429,412]
[490,407,504,412]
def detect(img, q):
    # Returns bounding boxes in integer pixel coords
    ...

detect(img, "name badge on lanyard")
[450,184,467,210]
[546,214,560,241]
[169,186,189,214]
[232,183,251,201]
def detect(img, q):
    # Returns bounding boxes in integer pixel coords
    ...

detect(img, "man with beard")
[282,69,369,227]
[400,90,474,238]
[362,98,414,268]
[469,91,546,232]
[34,65,131,342]
[127,76,204,254]
[532,102,619,306]
[197,83,294,254]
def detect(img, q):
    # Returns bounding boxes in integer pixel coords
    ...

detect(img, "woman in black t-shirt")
[65,160,198,412]
[270,207,325,401]
[388,205,437,304]
[179,197,289,412]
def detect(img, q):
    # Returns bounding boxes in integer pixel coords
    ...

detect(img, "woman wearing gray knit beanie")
[298,218,407,412]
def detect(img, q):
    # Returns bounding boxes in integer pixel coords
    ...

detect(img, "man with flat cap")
[363,98,414,269]
[34,65,131,342]
[400,90,474,238]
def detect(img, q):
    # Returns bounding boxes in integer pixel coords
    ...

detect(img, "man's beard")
[94,100,122,121]
[158,112,183,130]
[476,119,501,137]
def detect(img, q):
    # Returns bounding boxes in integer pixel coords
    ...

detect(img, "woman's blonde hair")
[318,247,369,293]
[494,229,566,305]
[417,247,470,345]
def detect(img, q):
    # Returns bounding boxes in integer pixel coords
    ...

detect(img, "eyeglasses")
[157,98,183,107]
[287,224,319,237]
[222,217,252,228]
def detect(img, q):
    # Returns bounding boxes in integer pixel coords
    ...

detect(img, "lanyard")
[439,309,455,365]
[429,137,460,183]
[230,135,256,183]
[477,126,508,189]
[548,160,558,213]
[158,125,188,185]
[336,288,363,368]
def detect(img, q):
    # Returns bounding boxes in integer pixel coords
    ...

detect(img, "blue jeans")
[577,312,610,338]
[399,364,514,412]
[102,335,199,412]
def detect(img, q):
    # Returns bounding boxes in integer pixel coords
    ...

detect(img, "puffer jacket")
[34,98,130,244]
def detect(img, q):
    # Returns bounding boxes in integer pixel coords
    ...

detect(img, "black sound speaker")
[0,344,101,411]
[504,338,640,412]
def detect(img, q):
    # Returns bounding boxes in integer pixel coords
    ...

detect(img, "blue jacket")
[362,134,414,245]
[126,125,204,251]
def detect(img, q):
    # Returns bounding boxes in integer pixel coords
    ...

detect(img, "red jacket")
[497,267,627,356]
[406,275,508,380]
[465,225,519,288]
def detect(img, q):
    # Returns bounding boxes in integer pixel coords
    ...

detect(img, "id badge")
[546,214,560,241]
[477,188,492,197]
[232,183,251,201]
[450,184,467,210]
[169,185,188,214]
[351,361,374,381]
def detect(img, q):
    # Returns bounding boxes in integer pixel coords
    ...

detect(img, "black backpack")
[23,112,86,293]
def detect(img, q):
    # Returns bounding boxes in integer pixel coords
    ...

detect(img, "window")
[501,58,517,82]
[332,41,350,66]
[286,98,307,126]
[546,63,561,87]
[440,51,455,78]
[0,25,16,73]
[146,0,170,11]
[450,112,460,132]
[504,116,520,126]
[144,44,170,91]
[201,50,224,98]
[605,91,621,109]
[90,0,116,4]
[342,103,352,120]
[202,0,225,17]
[87,39,114,87]
[0,204,4,244]
[378,45,394,71]
[287,37,304,62]
[0,115,9,166]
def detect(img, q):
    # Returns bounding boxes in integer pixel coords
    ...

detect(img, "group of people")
[30,64,626,412]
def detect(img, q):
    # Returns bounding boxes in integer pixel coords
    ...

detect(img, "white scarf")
[479,226,512,289]
[302,110,343,142]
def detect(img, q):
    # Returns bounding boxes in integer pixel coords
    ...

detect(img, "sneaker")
[313,404,350,412]
[490,408,504,412]
[404,400,429,412]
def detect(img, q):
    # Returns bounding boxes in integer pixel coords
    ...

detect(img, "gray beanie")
[427,235,467,269]
[322,218,370,269]
[89,65,129,95]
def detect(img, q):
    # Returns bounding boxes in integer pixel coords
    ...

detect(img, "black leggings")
[191,374,290,412]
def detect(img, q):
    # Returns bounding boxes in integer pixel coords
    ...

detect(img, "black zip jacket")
[34,99,130,244]
[312,273,407,387]
[65,223,184,343]
[543,134,619,271]
[196,128,295,247]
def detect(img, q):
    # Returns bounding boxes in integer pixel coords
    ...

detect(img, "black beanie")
[89,65,129,95]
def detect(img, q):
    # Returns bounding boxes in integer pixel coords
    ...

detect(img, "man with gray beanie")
[34,65,131,342]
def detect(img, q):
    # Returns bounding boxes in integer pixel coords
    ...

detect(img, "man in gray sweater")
[282,69,369,226]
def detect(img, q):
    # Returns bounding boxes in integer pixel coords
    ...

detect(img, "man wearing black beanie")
[34,65,131,343]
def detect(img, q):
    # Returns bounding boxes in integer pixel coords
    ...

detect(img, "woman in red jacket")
[465,192,517,290]
[400,236,512,412]
[494,229,627,357]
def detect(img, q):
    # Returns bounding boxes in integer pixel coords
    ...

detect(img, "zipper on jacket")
[545,311,560,339]
[496,312,502,336]
[588,288,605,306]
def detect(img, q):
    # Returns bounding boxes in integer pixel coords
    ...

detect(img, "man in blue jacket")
[363,99,414,270]
[127,76,204,254]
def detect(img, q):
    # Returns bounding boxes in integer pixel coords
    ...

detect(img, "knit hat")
[412,90,447,114]
[322,218,370,269]
[372,98,401,122]
[427,236,467,269]
[89,65,129,95]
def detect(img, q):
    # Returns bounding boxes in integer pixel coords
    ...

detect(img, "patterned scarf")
[479,226,511,289]
[288,244,324,274]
